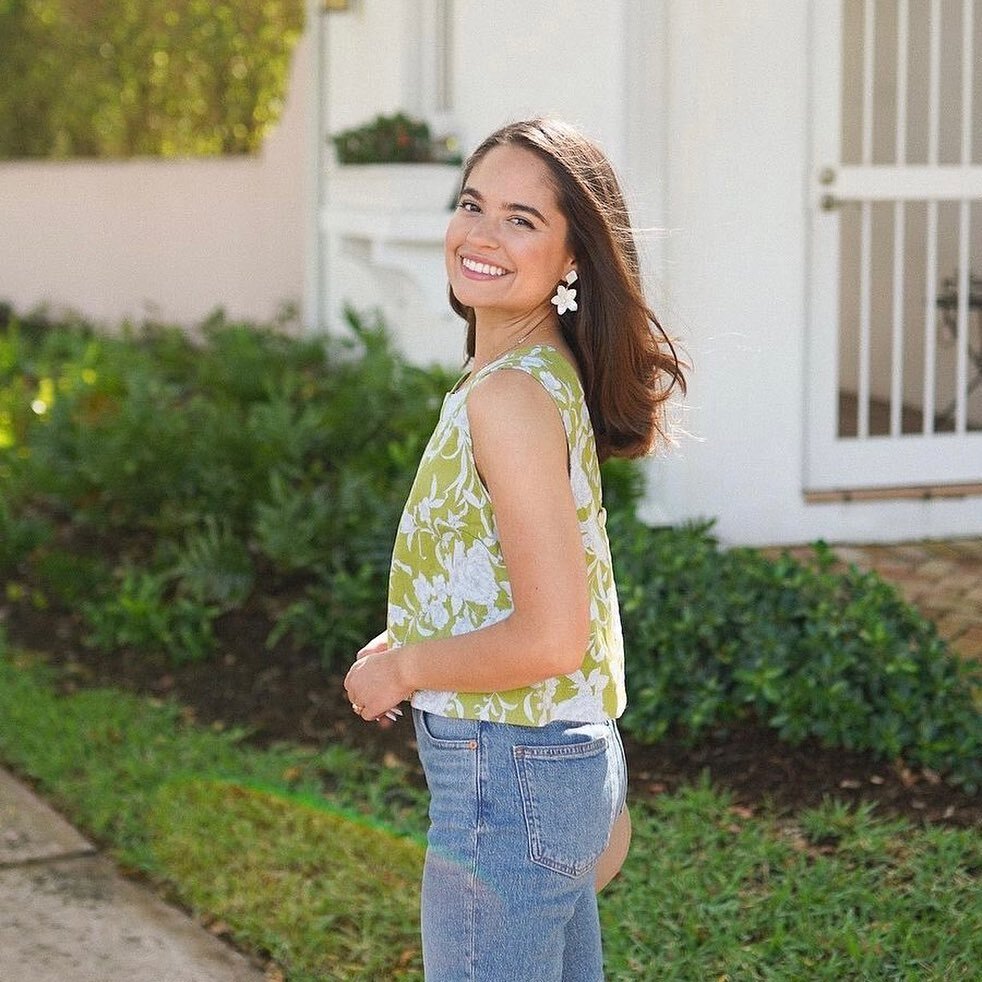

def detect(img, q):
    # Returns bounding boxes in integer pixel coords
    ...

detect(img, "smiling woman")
[445,145,576,353]
[344,117,686,981]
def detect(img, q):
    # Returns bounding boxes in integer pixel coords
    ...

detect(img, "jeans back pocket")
[414,708,479,750]
[512,736,612,878]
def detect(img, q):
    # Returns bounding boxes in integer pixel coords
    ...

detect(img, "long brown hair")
[449,118,686,461]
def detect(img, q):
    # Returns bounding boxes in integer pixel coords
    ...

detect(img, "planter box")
[328,163,461,212]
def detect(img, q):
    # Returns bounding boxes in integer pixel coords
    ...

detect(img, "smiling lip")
[460,256,509,278]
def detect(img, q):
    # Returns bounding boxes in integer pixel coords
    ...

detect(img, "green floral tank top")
[387,343,626,725]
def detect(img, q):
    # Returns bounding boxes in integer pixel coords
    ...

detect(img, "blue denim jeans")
[413,708,628,981]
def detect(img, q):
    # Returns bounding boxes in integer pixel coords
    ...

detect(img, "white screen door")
[807,0,982,493]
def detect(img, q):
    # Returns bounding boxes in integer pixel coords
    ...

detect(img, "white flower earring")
[551,269,578,315]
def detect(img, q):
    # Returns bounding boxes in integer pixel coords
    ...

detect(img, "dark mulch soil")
[3,600,979,829]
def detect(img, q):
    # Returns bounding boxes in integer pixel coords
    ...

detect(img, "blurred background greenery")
[0,0,304,158]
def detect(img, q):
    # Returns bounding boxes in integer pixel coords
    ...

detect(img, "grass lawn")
[1,646,978,980]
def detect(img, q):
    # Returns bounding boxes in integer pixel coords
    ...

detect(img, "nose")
[464,214,499,249]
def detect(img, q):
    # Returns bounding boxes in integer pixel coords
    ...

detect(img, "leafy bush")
[0,0,303,159]
[331,112,461,165]
[0,303,455,669]
[168,518,255,610]
[0,492,52,573]
[611,514,981,791]
[0,305,978,790]
[82,567,217,665]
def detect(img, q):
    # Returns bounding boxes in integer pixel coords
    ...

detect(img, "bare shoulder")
[466,368,568,473]
[466,367,563,434]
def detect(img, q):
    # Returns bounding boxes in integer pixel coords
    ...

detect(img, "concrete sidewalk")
[0,767,265,982]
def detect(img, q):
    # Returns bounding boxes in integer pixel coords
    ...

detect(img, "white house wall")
[644,1,816,543]
[322,1,630,154]
[318,0,982,545]
[648,0,982,545]
[450,1,628,166]
[321,4,419,133]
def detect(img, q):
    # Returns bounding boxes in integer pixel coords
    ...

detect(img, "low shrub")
[82,567,218,665]
[0,306,978,790]
[611,514,981,791]
[0,492,52,573]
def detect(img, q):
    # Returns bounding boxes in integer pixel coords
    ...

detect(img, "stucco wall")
[450,1,628,167]
[0,34,309,328]
[649,0,982,544]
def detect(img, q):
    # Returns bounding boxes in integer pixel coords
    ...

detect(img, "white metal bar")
[862,0,875,166]
[955,202,970,434]
[927,0,941,166]
[833,165,982,200]
[804,427,982,491]
[889,0,909,438]
[858,200,873,438]
[962,0,973,167]
[805,0,843,486]
[896,0,908,166]
[890,201,905,436]
[922,201,939,434]
[953,0,975,436]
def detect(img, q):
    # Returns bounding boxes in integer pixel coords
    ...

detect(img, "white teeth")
[462,257,507,277]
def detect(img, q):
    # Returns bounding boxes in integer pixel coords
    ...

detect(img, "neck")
[471,308,559,372]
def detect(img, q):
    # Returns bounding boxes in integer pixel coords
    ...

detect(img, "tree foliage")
[0,0,304,158]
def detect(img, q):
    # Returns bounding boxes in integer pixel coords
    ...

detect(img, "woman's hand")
[357,629,389,660]
[344,639,410,725]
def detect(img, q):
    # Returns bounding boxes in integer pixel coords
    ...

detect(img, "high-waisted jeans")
[412,708,628,981]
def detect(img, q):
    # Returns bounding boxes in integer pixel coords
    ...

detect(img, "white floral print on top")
[387,344,626,726]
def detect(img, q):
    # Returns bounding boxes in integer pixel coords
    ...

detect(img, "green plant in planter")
[331,112,461,165]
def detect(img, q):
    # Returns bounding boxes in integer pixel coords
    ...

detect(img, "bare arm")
[344,369,591,718]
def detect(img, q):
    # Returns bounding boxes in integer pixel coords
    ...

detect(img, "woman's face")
[445,144,575,322]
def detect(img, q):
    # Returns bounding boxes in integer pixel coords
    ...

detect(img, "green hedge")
[0,304,979,790]
[613,514,980,790]
[0,0,303,158]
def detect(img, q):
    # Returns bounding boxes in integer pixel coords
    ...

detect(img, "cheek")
[444,220,462,275]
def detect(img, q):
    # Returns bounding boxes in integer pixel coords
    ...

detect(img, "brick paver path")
[779,538,982,661]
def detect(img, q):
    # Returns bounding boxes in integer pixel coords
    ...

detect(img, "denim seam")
[611,721,628,816]
[467,722,483,980]
[514,737,607,761]
[418,709,478,749]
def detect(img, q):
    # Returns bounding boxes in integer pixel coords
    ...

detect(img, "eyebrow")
[460,186,550,226]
